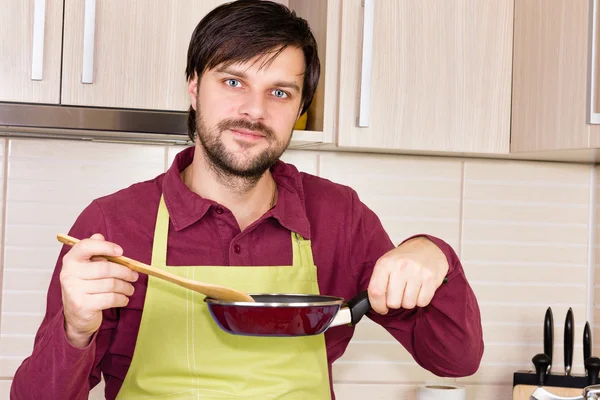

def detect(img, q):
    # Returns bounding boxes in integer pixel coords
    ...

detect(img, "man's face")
[188,46,305,179]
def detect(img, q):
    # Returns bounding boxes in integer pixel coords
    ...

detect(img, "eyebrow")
[215,66,301,93]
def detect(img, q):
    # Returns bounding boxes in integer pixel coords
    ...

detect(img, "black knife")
[544,307,554,374]
[564,308,574,376]
[584,320,600,385]
[585,321,592,363]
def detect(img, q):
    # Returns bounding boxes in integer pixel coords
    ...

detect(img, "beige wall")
[0,138,596,399]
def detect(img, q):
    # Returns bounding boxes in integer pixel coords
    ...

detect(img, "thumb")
[89,233,105,241]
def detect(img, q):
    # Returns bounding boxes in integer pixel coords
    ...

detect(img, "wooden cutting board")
[513,384,582,399]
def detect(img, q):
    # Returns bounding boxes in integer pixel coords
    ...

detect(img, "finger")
[78,260,139,282]
[368,262,391,315]
[64,235,123,263]
[416,280,436,308]
[384,266,406,310]
[399,279,420,309]
[89,293,130,311]
[84,278,135,296]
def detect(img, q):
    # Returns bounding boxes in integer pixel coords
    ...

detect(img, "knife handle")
[585,356,600,385]
[584,321,592,363]
[532,353,551,386]
[544,307,554,373]
[564,308,574,376]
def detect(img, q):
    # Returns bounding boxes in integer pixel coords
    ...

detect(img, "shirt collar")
[162,146,312,239]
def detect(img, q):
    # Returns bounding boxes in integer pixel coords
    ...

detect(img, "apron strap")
[292,232,315,267]
[151,195,170,267]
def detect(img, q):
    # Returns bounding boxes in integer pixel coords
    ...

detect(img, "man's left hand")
[368,236,449,315]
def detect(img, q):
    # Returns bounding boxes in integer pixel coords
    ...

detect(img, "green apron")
[115,195,331,399]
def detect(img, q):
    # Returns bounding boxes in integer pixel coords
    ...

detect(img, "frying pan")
[205,278,447,337]
[205,291,371,337]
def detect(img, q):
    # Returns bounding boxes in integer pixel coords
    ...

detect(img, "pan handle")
[348,291,371,325]
[328,290,371,328]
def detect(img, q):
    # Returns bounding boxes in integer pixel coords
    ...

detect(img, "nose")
[238,91,266,121]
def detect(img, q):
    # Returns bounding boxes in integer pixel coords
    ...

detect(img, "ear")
[188,72,199,111]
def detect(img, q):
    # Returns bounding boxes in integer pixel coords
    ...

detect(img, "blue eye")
[272,89,288,99]
[226,79,241,88]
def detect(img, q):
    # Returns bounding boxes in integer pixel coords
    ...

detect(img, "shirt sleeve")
[10,200,118,399]
[347,189,484,377]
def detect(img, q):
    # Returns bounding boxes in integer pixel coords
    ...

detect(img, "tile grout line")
[163,145,170,172]
[0,139,9,332]
[458,161,466,259]
[587,166,597,327]
[316,153,322,177]
[454,160,465,387]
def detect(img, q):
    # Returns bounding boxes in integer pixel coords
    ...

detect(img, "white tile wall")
[318,152,462,249]
[0,140,597,400]
[458,160,592,398]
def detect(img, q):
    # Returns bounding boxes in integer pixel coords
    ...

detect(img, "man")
[11,1,483,399]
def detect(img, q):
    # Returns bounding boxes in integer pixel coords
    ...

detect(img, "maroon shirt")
[11,146,483,399]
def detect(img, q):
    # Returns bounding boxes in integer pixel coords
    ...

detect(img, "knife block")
[513,385,582,399]
[513,370,588,399]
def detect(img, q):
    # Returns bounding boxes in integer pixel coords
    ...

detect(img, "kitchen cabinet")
[0,0,63,104]
[336,0,513,154]
[60,0,229,111]
[511,0,600,152]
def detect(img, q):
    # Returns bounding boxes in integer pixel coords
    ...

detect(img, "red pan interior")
[206,294,344,336]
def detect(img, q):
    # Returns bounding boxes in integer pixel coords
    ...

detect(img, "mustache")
[217,118,275,139]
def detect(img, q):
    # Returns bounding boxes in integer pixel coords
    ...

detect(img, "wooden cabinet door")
[0,0,63,104]
[61,0,228,111]
[336,0,513,154]
[511,0,600,152]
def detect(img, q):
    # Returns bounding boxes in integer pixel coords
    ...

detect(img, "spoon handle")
[56,233,254,302]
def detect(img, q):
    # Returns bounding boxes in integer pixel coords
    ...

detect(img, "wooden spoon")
[56,233,255,303]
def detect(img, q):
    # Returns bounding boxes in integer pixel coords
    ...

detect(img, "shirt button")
[215,207,224,215]
[233,244,241,253]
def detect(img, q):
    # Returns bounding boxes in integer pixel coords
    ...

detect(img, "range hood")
[0,102,193,145]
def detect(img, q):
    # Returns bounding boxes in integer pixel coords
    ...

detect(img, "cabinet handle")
[357,0,374,128]
[81,0,96,84]
[31,0,46,81]
[589,0,600,123]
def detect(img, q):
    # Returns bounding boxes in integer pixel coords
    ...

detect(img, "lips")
[229,129,266,140]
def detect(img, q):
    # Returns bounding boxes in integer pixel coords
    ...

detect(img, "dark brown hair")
[185,0,320,141]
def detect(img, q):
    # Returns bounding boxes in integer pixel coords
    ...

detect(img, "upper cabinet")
[60,0,228,111]
[511,0,600,152]
[336,0,514,154]
[0,0,63,104]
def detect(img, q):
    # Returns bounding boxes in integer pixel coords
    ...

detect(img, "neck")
[181,145,277,231]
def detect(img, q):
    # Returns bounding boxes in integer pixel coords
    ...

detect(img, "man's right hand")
[59,233,139,348]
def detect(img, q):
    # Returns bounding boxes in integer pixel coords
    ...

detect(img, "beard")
[195,109,291,184]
